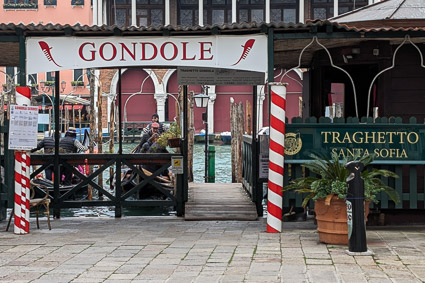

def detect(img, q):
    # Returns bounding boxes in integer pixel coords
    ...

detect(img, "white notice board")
[8,105,39,150]
[38,113,50,125]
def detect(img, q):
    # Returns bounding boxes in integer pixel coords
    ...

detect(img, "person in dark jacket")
[30,131,57,180]
[138,122,160,151]
[59,127,89,185]
[140,133,159,153]
[142,113,164,134]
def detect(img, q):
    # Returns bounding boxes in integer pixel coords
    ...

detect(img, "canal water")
[62,142,232,217]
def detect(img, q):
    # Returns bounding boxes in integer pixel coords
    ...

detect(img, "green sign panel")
[285,124,425,161]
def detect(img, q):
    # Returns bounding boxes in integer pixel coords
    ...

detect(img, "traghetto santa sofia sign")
[26,35,268,74]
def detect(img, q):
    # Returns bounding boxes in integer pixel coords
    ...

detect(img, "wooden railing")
[27,153,185,218]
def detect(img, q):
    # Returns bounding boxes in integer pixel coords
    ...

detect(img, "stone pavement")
[0,216,424,282]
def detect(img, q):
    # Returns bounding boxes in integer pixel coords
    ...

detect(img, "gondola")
[32,129,91,200]
[31,177,88,200]
[121,166,174,200]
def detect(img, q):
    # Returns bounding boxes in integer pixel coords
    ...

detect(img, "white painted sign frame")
[26,35,268,74]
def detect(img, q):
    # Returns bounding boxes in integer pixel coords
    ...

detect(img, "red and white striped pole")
[14,86,32,234]
[267,82,288,233]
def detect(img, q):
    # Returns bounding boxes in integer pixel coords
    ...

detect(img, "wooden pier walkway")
[185,183,258,221]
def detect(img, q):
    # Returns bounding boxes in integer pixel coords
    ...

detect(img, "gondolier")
[59,127,89,185]
[30,131,57,180]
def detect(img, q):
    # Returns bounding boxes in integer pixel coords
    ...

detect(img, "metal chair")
[6,179,51,231]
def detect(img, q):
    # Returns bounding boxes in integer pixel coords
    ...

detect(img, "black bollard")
[345,161,367,253]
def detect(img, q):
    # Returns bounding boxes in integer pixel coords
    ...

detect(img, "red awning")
[3,105,84,110]
[40,105,84,110]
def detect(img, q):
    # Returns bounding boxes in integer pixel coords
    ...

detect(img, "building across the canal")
[0,0,375,135]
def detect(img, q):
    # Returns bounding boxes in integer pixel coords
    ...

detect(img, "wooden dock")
[185,183,258,221]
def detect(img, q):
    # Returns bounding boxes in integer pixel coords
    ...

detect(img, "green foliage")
[285,152,400,207]
[3,3,37,9]
[71,81,84,86]
[43,81,55,86]
[157,122,181,148]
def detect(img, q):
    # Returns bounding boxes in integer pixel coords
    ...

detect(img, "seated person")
[140,133,159,153]
[138,122,160,151]
[142,141,173,180]
[142,113,164,135]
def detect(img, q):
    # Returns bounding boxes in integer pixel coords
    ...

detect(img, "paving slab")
[0,216,424,282]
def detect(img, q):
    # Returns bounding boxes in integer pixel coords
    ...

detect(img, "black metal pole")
[177,85,188,216]
[252,85,262,216]
[118,69,123,155]
[346,161,367,253]
[115,69,122,217]
[53,71,61,218]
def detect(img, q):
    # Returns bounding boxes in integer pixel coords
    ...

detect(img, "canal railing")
[242,135,263,217]
[1,152,185,218]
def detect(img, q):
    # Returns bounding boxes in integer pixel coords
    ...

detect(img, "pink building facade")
[1,0,93,130]
[0,0,377,134]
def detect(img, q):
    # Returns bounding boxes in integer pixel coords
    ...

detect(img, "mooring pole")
[346,161,368,253]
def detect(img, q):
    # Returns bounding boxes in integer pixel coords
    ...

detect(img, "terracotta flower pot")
[168,137,181,148]
[314,195,370,245]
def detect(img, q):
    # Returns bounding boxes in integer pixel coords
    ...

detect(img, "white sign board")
[177,67,265,85]
[26,35,268,74]
[38,113,50,124]
[8,105,39,150]
[171,156,184,175]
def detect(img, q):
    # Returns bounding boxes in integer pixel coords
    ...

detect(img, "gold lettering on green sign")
[321,131,419,145]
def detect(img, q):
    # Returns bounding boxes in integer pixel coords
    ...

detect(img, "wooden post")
[230,99,244,183]
[109,99,115,190]
[48,108,52,133]
[237,102,244,182]
[88,69,95,200]
[187,91,194,182]
[78,109,82,140]
[72,106,75,128]
[97,84,103,190]
[246,100,252,135]
[230,99,235,182]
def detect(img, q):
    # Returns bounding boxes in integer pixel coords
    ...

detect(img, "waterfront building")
[96,0,375,134]
[0,0,92,132]
[0,0,378,135]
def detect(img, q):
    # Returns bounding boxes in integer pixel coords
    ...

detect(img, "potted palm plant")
[285,152,399,245]
[157,122,181,148]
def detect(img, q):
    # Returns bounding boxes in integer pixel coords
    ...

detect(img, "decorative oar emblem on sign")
[232,39,255,66]
[284,132,302,156]
[38,41,62,68]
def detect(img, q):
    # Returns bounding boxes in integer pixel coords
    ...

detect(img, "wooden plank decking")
[184,183,258,221]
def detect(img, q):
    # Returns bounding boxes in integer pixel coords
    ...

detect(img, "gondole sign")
[26,35,268,74]
[284,125,425,161]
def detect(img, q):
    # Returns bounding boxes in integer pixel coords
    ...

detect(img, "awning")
[59,95,90,105]
[33,94,90,106]
[43,105,84,110]
[3,104,85,110]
